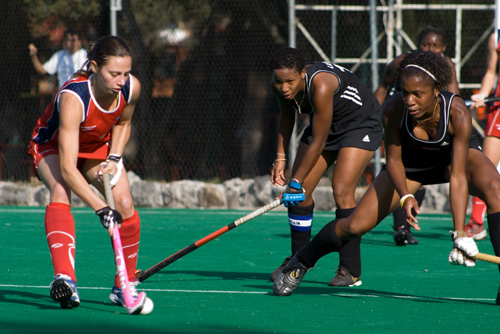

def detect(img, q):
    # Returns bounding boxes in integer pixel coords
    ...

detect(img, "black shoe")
[394,227,418,246]
[496,286,500,305]
[270,256,292,282]
[272,254,311,296]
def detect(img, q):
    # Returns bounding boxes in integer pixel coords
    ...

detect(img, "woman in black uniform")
[269,47,383,287]
[273,50,500,303]
[374,25,460,245]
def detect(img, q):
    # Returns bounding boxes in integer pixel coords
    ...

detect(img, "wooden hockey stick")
[473,252,500,265]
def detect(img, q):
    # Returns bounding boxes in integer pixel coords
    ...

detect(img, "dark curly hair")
[395,50,452,91]
[418,25,447,46]
[270,47,305,73]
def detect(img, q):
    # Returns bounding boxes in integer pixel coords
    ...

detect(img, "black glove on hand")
[96,206,123,229]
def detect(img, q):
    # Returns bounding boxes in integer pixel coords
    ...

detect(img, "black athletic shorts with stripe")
[299,101,383,152]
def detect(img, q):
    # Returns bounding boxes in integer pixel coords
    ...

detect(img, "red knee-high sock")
[470,197,486,225]
[114,210,141,286]
[45,202,76,281]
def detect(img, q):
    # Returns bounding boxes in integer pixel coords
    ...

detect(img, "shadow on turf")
[245,285,496,306]
[0,289,123,313]
[139,270,270,283]
[0,289,62,309]
[273,231,450,248]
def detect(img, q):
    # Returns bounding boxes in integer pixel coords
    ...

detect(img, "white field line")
[0,207,453,221]
[0,284,492,302]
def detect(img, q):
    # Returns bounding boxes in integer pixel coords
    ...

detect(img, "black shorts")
[300,103,383,151]
[380,163,451,185]
[383,137,482,185]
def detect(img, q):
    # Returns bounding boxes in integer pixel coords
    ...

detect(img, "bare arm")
[99,76,141,176]
[445,57,460,95]
[448,98,473,232]
[471,33,497,107]
[290,72,335,183]
[271,84,296,186]
[109,76,140,156]
[383,94,409,198]
[29,44,47,75]
[383,94,421,228]
[58,92,108,211]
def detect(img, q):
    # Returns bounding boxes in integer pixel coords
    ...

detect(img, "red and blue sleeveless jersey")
[30,74,133,154]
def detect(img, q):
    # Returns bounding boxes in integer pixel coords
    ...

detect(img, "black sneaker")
[328,266,362,287]
[496,286,500,305]
[270,256,292,282]
[273,254,310,296]
[394,227,418,246]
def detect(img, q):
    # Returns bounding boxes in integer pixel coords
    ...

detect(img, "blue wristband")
[289,179,302,190]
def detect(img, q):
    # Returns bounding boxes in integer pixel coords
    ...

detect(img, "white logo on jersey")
[440,141,449,146]
[81,125,97,131]
[322,62,352,73]
[362,135,370,142]
[341,86,362,106]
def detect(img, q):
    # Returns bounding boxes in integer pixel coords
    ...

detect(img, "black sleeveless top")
[399,91,481,184]
[400,91,455,171]
[290,62,381,126]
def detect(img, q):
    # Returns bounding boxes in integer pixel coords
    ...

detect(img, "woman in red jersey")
[28,35,146,310]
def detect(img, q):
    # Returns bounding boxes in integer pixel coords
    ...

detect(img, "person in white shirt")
[29,28,88,88]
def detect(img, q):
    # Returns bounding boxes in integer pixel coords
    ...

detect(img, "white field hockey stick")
[138,198,284,282]
[103,173,147,315]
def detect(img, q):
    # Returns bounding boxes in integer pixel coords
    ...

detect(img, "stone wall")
[0,171,460,213]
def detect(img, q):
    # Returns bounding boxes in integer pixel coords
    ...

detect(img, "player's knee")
[345,221,366,238]
[49,183,71,203]
[332,186,355,207]
[114,194,134,216]
[485,181,500,207]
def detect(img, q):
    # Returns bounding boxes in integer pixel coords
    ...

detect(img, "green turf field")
[1,206,499,333]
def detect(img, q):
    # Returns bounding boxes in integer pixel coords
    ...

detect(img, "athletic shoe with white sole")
[49,274,80,309]
[465,219,488,240]
[273,254,311,296]
[109,281,139,306]
[328,266,362,287]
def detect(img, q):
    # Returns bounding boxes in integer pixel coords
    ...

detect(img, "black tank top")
[290,62,380,125]
[400,90,455,170]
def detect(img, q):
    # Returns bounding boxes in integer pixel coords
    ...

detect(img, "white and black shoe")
[49,274,80,309]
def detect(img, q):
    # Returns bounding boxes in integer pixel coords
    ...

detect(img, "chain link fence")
[0,0,494,183]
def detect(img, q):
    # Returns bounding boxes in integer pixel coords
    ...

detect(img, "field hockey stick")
[103,173,147,315]
[473,252,500,265]
[463,96,500,138]
[464,96,500,108]
[138,198,284,282]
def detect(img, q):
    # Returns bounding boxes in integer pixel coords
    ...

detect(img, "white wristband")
[400,194,415,208]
